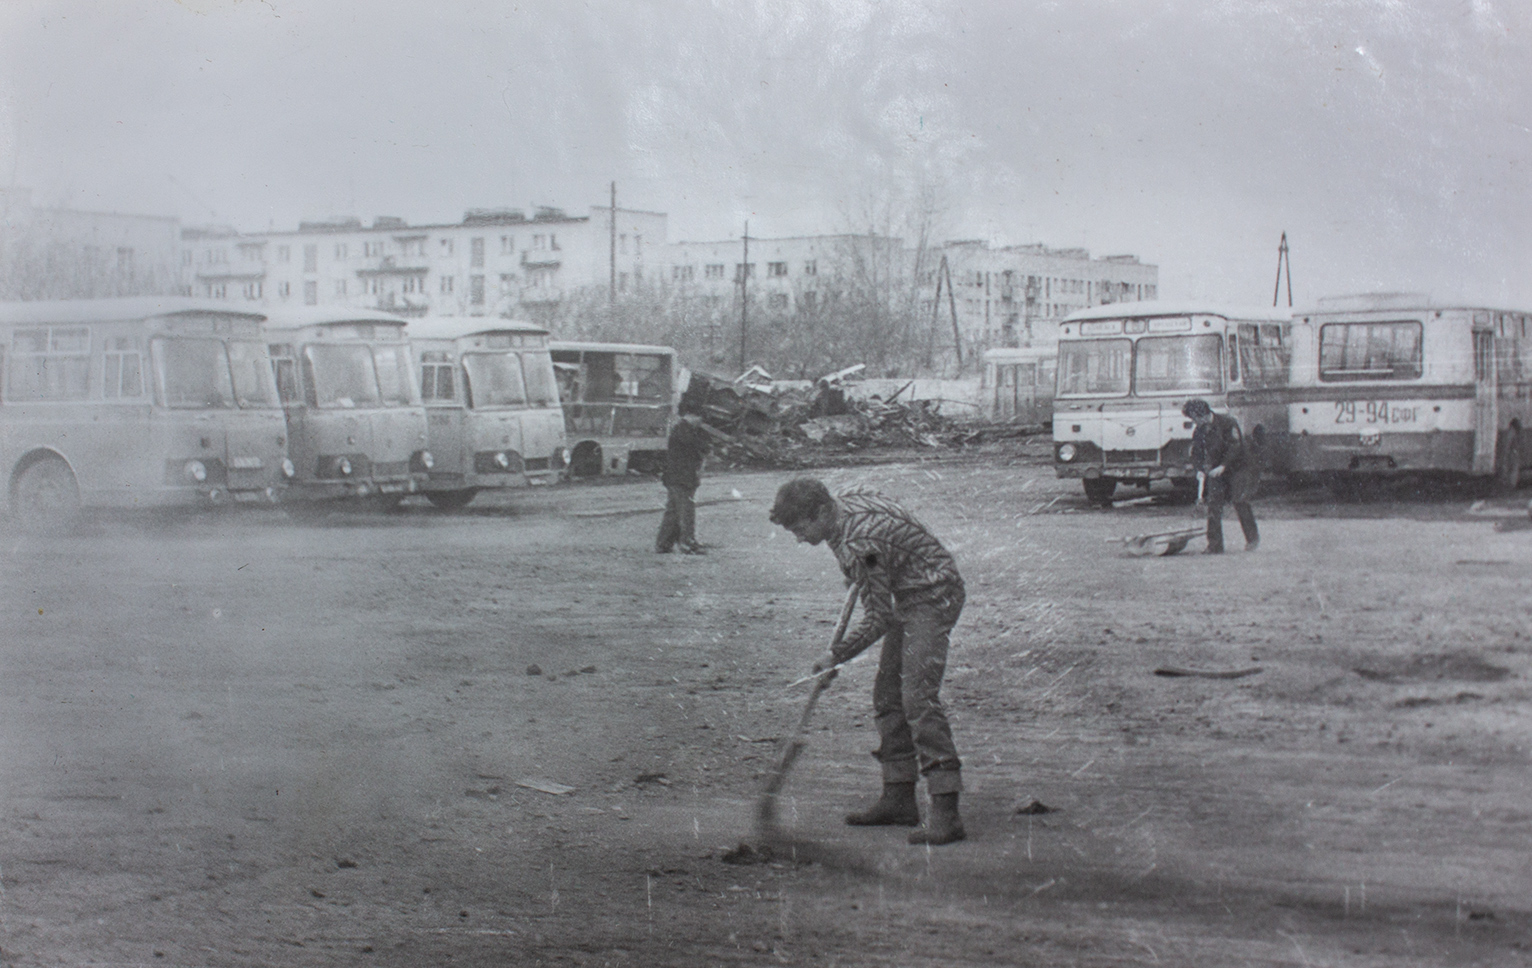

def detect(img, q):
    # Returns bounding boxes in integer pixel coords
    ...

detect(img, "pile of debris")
[681,364,1014,469]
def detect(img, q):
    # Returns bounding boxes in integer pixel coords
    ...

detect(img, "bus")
[408,317,568,508]
[981,346,1056,427]
[1052,301,1293,505]
[1286,293,1532,490]
[549,341,679,477]
[0,297,290,526]
[263,308,432,511]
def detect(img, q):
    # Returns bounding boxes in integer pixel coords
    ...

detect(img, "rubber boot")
[907,792,966,845]
[844,782,920,827]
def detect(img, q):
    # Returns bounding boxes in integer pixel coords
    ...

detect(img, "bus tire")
[425,488,479,510]
[1083,478,1117,506]
[10,455,82,532]
[569,442,603,479]
[1494,429,1522,493]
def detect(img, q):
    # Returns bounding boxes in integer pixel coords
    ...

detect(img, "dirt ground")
[1,440,1529,967]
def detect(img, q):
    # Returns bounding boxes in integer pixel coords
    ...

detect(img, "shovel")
[754,581,860,839]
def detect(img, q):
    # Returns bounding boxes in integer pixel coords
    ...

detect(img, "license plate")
[1332,400,1422,425]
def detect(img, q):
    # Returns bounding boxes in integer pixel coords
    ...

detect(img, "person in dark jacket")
[1184,398,1259,553]
[655,403,712,554]
[769,478,968,845]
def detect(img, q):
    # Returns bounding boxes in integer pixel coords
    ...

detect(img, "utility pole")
[739,221,749,374]
[1273,231,1292,308]
[930,255,963,374]
[609,182,617,306]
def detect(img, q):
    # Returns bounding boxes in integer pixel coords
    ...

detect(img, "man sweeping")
[768,478,968,845]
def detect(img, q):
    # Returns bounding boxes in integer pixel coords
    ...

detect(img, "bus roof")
[983,346,1057,363]
[1063,300,1291,324]
[408,316,549,341]
[1302,292,1532,315]
[0,296,266,325]
[550,340,677,357]
[262,306,412,329]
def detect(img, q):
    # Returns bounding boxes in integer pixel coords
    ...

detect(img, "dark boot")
[844,782,920,827]
[907,792,966,845]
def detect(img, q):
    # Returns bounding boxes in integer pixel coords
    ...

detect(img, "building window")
[532,235,546,250]
[278,281,291,299]
[501,235,515,255]
[801,291,817,308]
[334,243,347,260]
[672,265,694,282]
[500,274,516,296]
[734,263,755,282]
[440,275,454,295]
[364,241,384,257]
[768,293,788,310]
[210,282,228,299]
[550,233,560,251]
[440,238,455,255]
[470,275,485,305]
[471,237,484,268]
[182,250,192,266]
[705,264,725,280]
[304,281,318,305]
[277,245,290,263]
[804,260,817,276]
[402,275,420,294]
[242,281,262,300]
[303,245,318,272]
[768,262,787,277]
[334,279,347,297]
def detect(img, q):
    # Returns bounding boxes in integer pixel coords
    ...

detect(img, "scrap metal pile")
[680,366,1029,469]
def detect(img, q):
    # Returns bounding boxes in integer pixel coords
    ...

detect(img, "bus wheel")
[1494,430,1522,493]
[425,488,479,510]
[10,456,81,531]
[569,442,603,479]
[1082,478,1117,506]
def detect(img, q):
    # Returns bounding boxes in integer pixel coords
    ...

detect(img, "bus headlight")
[338,457,353,477]
[1057,443,1077,463]
[421,450,435,470]
[184,460,208,483]
[281,458,296,479]
[495,451,511,469]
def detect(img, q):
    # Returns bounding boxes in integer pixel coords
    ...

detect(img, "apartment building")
[0,186,181,300]
[181,205,668,319]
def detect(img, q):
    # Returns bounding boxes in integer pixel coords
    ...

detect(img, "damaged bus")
[263,308,431,512]
[549,341,678,477]
[1286,294,1532,491]
[409,317,568,508]
[0,297,290,527]
[1052,302,1293,505]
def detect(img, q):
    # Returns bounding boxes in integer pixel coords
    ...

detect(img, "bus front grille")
[1104,449,1161,464]
[372,460,410,479]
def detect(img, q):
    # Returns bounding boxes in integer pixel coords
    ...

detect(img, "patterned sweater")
[828,489,964,660]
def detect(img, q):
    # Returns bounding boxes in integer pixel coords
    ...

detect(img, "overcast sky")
[2,0,1528,306]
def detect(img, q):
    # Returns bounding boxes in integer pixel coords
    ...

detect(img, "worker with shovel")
[1184,398,1260,553]
[769,478,968,845]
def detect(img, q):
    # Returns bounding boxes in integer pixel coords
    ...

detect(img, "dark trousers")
[655,484,697,551]
[1206,478,1259,552]
[869,590,965,795]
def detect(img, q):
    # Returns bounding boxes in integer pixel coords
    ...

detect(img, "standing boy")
[1184,397,1260,553]
[768,478,968,845]
[655,403,711,554]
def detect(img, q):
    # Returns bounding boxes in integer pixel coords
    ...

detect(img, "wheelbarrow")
[1114,525,1206,557]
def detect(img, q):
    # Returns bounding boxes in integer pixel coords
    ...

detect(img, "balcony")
[519,286,564,305]
[521,251,562,269]
[355,255,430,276]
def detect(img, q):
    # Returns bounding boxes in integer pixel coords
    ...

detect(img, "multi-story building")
[0,186,181,300]
[928,241,1158,354]
[180,205,668,320]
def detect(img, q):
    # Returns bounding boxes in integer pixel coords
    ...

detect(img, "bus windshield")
[155,337,235,409]
[522,350,559,407]
[1057,339,1130,396]
[1319,321,1423,381]
[305,344,381,409]
[371,343,418,406]
[463,352,527,407]
[227,340,280,408]
[1134,334,1223,394]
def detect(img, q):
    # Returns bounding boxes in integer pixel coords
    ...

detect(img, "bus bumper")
[1293,430,1474,474]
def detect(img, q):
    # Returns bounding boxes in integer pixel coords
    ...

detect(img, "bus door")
[419,348,467,482]
[1014,362,1038,423]
[1473,328,1497,473]
[152,335,232,486]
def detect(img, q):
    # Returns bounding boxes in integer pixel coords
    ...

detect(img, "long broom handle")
[789,582,861,735]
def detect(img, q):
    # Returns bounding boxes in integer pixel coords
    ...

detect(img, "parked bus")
[1052,301,1293,505]
[0,297,290,526]
[549,341,679,477]
[981,346,1056,427]
[263,308,431,511]
[408,317,568,508]
[1286,293,1532,490]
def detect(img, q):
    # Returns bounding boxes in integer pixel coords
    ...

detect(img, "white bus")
[263,308,431,511]
[549,341,679,477]
[409,317,568,508]
[1287,293,1532,490]
[0,297,290,526]
[1052,301,1293,505]
[981,346,1056,427]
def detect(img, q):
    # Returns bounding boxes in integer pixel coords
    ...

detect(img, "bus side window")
[1228,333,1240,383]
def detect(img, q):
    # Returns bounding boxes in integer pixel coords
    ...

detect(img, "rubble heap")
[681,366,1035,469]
